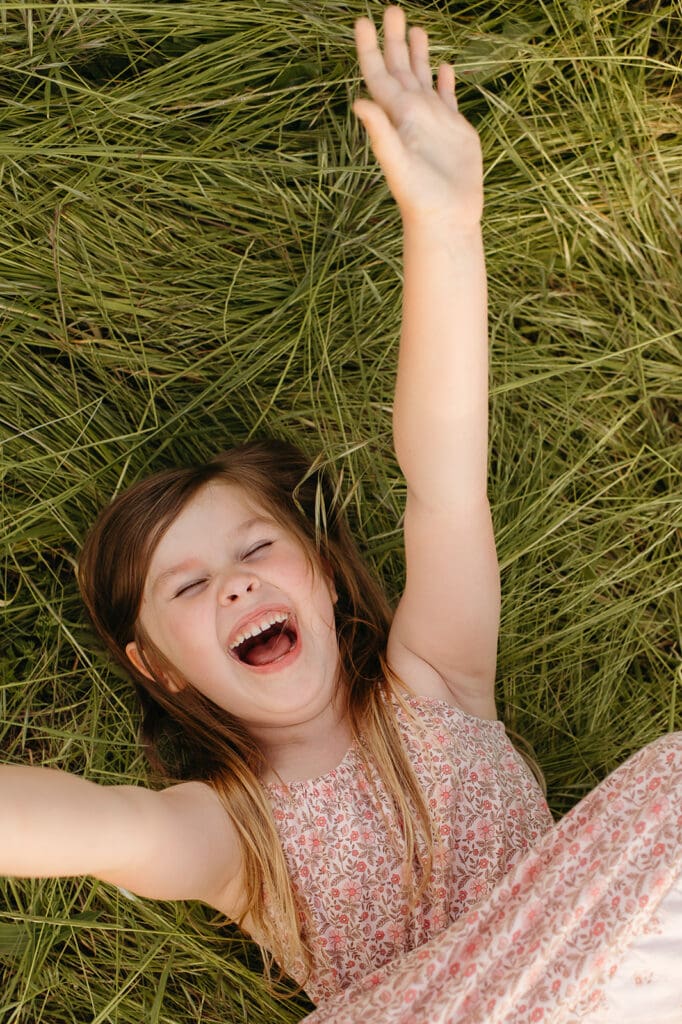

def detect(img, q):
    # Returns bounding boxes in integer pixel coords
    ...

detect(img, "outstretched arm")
[0,765,241,909]
[354,7,498,719]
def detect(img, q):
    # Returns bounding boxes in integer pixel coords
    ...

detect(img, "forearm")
[393,218,488,507]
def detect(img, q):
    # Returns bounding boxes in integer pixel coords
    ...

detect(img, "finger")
[408,25,432,90]
[437,62,458,112]
[382,5,414,84]
[355,15,403,110]
[353,98,404,185]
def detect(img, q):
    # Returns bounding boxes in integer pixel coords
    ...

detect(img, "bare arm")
[354,7,498,718]
[388,222,499,719]
[0,765,241,907]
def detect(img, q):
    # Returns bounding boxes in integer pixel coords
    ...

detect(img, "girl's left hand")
[354,5,483,229]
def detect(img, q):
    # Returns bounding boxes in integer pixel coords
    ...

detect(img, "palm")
[354,7,483,226]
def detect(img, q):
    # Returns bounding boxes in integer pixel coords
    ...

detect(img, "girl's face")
[126,481,341,742]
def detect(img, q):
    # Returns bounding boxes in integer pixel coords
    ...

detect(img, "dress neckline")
[263,741,360,794]
[262,693,503,794]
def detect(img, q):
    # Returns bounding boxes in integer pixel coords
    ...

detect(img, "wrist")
[401,217,485,268]
[401,211,483,243]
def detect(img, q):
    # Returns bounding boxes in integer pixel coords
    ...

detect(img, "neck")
[257,691,353,785]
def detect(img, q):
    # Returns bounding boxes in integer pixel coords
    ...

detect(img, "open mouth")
[229,614,299,668]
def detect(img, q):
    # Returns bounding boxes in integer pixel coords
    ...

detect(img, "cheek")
[277,552,319,598]
[149,605,208,664]
[312,582,339,634]
[280,554,335,629]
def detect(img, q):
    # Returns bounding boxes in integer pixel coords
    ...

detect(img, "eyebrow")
[151,514,271,591]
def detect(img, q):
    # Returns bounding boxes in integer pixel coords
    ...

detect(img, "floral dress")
[265,696,682,1022]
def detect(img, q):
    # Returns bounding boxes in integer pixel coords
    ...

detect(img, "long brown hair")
[77,439,435,985]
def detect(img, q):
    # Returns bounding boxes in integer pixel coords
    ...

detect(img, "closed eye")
[244,541,273,558]
[174,578,207,598]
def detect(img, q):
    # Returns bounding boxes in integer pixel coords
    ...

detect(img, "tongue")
[244,632,293,666]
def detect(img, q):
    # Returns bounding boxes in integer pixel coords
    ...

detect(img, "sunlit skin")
[125,482,350,780]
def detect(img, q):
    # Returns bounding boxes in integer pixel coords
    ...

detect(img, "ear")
[125,641,183,694]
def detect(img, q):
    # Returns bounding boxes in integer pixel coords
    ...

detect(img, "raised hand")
[354,5,483,228]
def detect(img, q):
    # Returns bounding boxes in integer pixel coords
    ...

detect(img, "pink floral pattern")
[265,695,554,1003]
[294,729,682,1023]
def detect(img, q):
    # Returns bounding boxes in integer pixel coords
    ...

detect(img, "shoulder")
[387,690,550,813]
[381,685,507,771]
[100,780,244,915]
[387,686,505,742]
[385,686,536,782]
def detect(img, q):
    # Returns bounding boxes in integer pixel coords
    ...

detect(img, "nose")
[218,571,260,605]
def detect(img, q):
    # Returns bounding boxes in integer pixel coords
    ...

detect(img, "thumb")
[353,99,404,181]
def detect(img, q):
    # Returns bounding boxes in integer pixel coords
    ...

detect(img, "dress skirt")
[302,733,682,1023]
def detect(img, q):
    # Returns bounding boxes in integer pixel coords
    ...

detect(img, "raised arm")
[354,7,498,719]
[0,765,242,909]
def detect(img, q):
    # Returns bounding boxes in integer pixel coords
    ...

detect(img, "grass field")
[1,0,680,1020]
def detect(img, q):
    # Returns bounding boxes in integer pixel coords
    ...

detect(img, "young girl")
[3,7,681,1022]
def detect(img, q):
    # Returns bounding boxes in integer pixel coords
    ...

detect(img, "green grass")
[1,0,680,1020]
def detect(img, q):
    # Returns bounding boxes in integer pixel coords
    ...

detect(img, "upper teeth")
[229,612,289,650]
